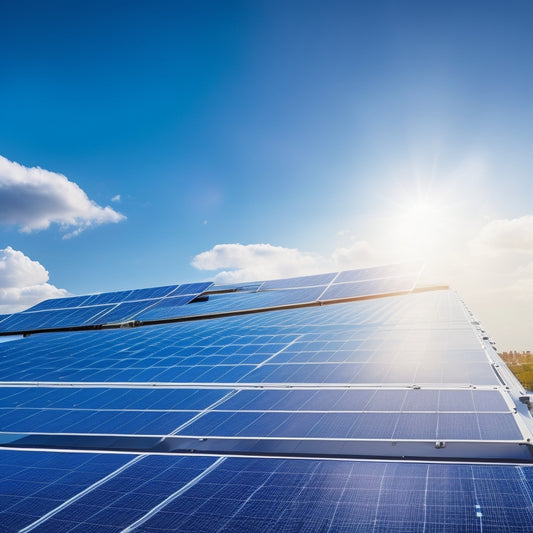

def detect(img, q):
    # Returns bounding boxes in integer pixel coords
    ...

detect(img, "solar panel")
[0,282,213,334]
[24,295,92,311]
[1,264,532,531]
[136,287,326,321]
[260,272,337,290]
[5,452,530,532]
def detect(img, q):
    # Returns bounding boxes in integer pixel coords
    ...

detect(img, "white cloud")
[0,247,68,313]
[192,243,333,284]
[476,215,533,252]
[331,240,378,269]
[0,155,125,237]
[191,242,385,284]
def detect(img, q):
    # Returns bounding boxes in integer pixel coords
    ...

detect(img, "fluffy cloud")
[0,155,125,237]
[476,215,533,252]
[191,242,382,284]
[331,240,378,269]
[192,243,332,284]
[0,247,67,313]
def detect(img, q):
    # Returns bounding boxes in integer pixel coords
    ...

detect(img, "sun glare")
[389,195,453,260]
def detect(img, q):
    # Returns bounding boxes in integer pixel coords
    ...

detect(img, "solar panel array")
[0,282,212,334]
[1,262,532,532]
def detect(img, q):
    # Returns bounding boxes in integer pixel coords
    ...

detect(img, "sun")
[390,195,452,259]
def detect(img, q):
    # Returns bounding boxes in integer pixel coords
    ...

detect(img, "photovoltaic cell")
[82,290,135,306]
[0,387,229,411]
[0,283,213,333]
[130,458,533,533]
[0,449,131,532]
[94,300,160,324]
[333,261,423,283]
[137,287,326,321]
[27,455,218,533]
[169,282,213,296]
[123,285,179,301]
[260,272,336,290]
[207,281,263,292]
[24,295,92,312]
[319,275,418,301]
[135,295,205,322]
[175,410,522,441]
[0,305,115,332]
[214,388,511,414]
[2,453,532,531]
[0,407,200,435]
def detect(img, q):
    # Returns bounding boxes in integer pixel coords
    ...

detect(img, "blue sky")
[1,0,532,350]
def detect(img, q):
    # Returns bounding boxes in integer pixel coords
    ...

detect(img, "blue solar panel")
[0,450,131,531]
[28,455,218,532]
[1,265,532,531]
[123,459,533,533]
[2,453,532,531]
[123,284,179,301]
[0,407,199,435]
[333,261,423,283]
[174,410,522,441]
[94,300,159,324]
[319,275,418,301]
[260,272,336,290]
[24,295,91,312]
[169,282,213,296]
[0,306,115,332]
[0,294,506,388]
[137,287,326,321]
[134,295,203,321]
[0,283,212,334]
[208,281,263,292]
[82,290,134,306]
[214,388,510,413]
[0,387,228,410]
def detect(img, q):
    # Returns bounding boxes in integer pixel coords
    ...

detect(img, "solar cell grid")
[0,407,199,435]
[137,286,326,321]
[125,459,533,533]
[333,261,423,283]
[135,295,204,322]
[24,295,91,312]
[124,285,179,301]
[0,450,132,532]
[319,275,419,302]
[0,387,229,410]
[207,281,263,292]
[0,332,501,388]
[168,282,213,296]
[82,290,134,306]
[1,276,533,531]
[29,455,218,533]
[0,282,212,334]
[260,272,336,290]
[0,305,116,333]
[94,300,159,324]
[173,409,522,441]
[0,322,305,383]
